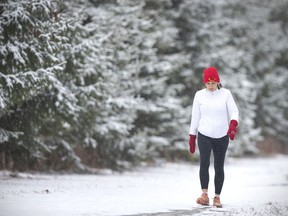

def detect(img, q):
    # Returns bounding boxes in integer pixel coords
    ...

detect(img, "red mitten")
[227,120,238,140]
[189,134,196,154]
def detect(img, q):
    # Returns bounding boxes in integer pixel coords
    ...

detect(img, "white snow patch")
[0,155,287,216]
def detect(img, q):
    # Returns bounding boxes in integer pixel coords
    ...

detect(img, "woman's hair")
[217,83,222,89]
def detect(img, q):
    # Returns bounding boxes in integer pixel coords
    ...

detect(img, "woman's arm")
[227,90,239,122]
[189,93,200,135]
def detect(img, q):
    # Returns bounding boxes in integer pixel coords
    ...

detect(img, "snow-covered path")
[0,155,288,216]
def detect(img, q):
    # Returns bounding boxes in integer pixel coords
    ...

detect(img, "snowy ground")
[0,155,288,216]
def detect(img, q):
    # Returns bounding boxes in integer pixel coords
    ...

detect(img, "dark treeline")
[0,0,287,172]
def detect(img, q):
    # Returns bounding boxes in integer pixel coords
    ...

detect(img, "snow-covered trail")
[0,155,288,216]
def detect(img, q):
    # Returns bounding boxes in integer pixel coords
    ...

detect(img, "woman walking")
[188,66,239,208]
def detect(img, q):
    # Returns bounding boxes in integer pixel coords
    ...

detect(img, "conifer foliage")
[0,0,287,171]
[0,0,76,170]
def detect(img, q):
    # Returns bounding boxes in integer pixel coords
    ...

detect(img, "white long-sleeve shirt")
[189,88,239,138]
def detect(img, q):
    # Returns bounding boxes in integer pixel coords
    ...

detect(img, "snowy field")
[0,155,288,216]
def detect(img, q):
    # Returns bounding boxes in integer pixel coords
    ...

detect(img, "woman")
[188,66,239,208]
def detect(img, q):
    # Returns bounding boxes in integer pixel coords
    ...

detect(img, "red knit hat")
[203,66,220,84]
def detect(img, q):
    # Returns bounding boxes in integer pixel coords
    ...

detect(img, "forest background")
[0,0,287,172]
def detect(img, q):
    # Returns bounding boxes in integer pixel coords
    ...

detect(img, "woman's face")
[205,82,218,92]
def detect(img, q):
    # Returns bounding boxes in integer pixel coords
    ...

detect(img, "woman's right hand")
[189,134,196,154]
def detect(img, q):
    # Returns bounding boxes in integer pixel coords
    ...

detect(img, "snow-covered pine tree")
[267,1,288,146]
[0,0,77,170]
[61,0,190,170]
[248,0,288,147]
[60,0,143,170]
[128,0,190,161]
[2,0,286,171]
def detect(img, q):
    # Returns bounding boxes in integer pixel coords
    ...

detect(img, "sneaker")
[196,193,209,205]
[213,196,222,208]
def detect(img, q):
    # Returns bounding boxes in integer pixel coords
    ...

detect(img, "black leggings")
[198,132,229,195]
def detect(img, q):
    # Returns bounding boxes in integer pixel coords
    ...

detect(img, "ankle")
[202,189,208,194]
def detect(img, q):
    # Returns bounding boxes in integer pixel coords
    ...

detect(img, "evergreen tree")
[1,0,287,171]
[250,0,288,146]
[62,0,189,170]
[0,0,76,170]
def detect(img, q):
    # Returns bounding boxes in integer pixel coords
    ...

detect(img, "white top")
[189,88,239,138]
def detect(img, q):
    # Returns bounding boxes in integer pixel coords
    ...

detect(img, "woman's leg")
[198,133,213,191]
[212,135,229,195]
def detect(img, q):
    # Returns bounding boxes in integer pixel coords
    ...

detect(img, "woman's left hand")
[227,120,238,140]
